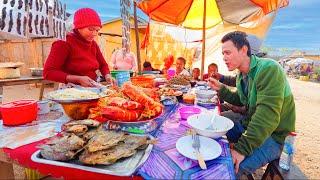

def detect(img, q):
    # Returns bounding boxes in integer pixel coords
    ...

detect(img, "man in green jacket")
[209,31,295,178]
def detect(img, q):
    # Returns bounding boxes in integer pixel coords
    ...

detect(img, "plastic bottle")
[279,132,297,171]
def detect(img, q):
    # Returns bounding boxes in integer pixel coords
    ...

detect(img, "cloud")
[272,23,302,30]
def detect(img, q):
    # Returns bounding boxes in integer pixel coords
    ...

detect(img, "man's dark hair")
[177,57,186,65]
[143,61,152,68]
[208,63,218,69]
[221,31,251,56]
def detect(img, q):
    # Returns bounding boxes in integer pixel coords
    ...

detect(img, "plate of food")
[46,88,105,104]
[32,120,155,176]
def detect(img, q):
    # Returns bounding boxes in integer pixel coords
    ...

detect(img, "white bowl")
[187,113,234,139]
[195,89,217,99]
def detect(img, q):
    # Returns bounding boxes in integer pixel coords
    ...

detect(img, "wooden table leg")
[39,82,45,100]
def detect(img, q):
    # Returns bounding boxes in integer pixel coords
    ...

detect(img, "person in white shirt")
[111,47,137,71]
[175,57,190,76]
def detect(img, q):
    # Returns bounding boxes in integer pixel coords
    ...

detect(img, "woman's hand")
[105,74,115,85]
[66,75,97,87]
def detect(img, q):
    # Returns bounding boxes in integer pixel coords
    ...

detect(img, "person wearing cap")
[208,31,295,178]
[44,8,112,87]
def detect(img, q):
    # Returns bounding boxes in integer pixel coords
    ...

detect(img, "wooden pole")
[133,1,142,74]
[200,0,207,79]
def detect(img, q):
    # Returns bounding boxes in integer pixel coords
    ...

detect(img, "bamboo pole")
[133,1,142,73]
[200,0,207,79]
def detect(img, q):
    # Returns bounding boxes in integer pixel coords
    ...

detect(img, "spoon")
[206,114,216,130]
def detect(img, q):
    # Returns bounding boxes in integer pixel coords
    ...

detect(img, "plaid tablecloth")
[138,104,236,179]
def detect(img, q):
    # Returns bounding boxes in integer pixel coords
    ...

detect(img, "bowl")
[196,89,217,99]
[179,106,201,120]
[37,100,50,114]
[30,68,43,76]
[187,113,234,138]
[61,100,98,120]
[0,99,37,126]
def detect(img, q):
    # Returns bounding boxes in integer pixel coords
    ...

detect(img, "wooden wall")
[0,38,55,76]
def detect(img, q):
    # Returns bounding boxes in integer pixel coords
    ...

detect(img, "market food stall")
[0,75,235,179]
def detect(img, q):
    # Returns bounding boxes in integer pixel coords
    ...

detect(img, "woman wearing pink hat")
[44,8,112,87]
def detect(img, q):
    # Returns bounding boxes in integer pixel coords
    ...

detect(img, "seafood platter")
[32,119,155,176]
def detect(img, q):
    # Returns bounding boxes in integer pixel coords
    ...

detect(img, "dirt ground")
[2,78,320,179]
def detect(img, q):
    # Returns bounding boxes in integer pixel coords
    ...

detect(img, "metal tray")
[31,136,154,176]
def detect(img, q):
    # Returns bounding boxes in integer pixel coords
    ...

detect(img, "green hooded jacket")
[219,55,296,156]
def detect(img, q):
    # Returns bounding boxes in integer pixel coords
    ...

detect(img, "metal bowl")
[61,100,98,120]
[30,68,43,76]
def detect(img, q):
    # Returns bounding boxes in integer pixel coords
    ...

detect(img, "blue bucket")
[116,71,130,87]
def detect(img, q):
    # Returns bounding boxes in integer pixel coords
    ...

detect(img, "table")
[0,103,235,179]
[0,76,54,100]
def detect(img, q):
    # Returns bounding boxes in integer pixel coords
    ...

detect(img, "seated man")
[175,57,190,76]
[203,63,218,81]
[191,68,201,81]
[143,61,159,72]
[209,31,295,178]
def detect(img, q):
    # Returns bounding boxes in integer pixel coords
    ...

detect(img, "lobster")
[102,106,142,122]
[107,97,144,110]
[122,82,163,118]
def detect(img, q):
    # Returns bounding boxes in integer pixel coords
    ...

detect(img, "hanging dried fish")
[18,0,23,9]
[17,12,22,34]
[35,0,39,11]
[4,0,8,4]
[39,0,43,12]
[34,14,39,34]
[10,0,15,8]
[29,0,33,10]
[8,9,13,32]
[24,0,28,11]
[53,18,56,37]
[59,20,62,39]
[45,17,49,35]
[63,22,66,38]
[53,0,56,16]
[0,7,6,30]
[28,12,33,33]
[23,16,27,35]
[40,15,44,35]
[44,0,48,14]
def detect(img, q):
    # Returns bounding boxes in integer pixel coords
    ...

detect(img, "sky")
[60,0,320,53]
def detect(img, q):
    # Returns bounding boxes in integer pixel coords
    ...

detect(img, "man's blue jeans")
[222,111,282,178]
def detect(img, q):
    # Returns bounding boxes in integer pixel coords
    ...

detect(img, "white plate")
[175,135,222,161]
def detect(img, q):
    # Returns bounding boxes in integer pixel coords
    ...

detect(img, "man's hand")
[208,77,222,91]
[211,72,222,80]
[228,104,247,115]
[231,149,245,174]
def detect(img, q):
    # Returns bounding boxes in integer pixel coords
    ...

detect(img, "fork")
[192,134,207,169]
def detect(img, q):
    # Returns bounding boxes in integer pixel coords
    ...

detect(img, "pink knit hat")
[73,8,102,29]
